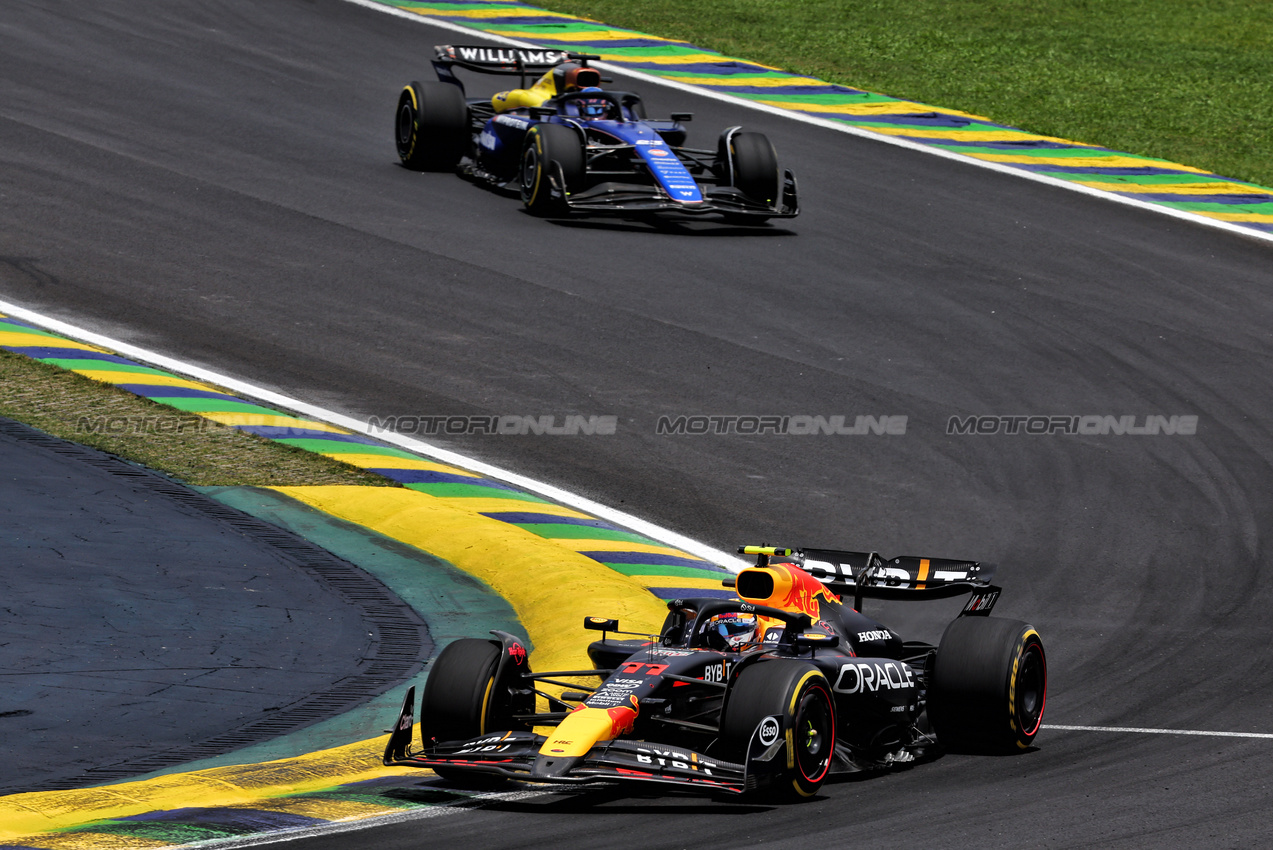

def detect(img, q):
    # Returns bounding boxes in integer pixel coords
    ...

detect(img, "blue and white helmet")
[576,87,614,119]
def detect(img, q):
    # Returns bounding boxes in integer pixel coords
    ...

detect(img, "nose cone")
[531,752,582,778]
[537,698,640,758]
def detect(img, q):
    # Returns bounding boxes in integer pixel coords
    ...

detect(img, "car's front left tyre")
[721,661,836,799]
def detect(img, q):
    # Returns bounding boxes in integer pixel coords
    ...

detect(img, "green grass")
[0,349,396,487]
[533,0,1273,188]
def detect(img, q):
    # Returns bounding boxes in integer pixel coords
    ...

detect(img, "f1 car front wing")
[383,687,782,795]
[551,166,799,220]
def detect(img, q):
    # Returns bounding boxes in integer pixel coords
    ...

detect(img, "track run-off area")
[2,0,1273,847]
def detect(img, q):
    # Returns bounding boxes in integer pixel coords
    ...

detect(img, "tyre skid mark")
[0,308,670,844]
[0,312,736,601]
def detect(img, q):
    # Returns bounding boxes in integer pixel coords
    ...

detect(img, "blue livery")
[394,45,798,223]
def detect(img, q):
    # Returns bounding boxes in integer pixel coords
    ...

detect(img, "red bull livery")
[384,544,1046,800]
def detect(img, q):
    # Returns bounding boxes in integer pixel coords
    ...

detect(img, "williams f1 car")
[394,45,799,222]
[383,545,1046,800]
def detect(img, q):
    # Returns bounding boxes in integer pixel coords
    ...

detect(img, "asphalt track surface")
[0,417,410,794]
[3,0,1273,845]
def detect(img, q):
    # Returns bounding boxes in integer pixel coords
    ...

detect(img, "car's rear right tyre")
[928,617,1047,753]
[721,661,836,800]
[396,81,469,171]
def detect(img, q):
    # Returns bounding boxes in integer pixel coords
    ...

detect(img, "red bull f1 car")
[383,545,1047,800]
[394,45,799,223]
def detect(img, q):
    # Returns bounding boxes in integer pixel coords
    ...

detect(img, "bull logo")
[775,564,838,620]
[606,695,639,738]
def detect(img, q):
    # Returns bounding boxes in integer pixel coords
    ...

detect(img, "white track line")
[345,0,1273,247]
[165,725,1273,847]
[9,15,1265,844]
[351,0,1273,747]
[11,299,1273,748]
[1046,724,1273,740]
[185,789,552,849]
[0,297,750,570]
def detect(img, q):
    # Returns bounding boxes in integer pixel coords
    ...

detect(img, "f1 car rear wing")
[737,545,1001,615]
[432,44,601,90]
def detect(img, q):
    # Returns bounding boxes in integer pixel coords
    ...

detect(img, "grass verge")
[535,0,1273,188]
[0,348,395,487]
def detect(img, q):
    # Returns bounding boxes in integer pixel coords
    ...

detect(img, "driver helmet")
[576,87,614,119]
[702,612,759,650]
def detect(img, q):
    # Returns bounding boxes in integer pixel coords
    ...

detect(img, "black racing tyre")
[928,617,1047,753]
[723,131,780,210]
[721,661,836,800]
[520,122,585,216]
[395,81,469,171]
[420,638,503,743]
[420,638,509,787]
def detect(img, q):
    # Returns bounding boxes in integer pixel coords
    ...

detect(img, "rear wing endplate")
[738,545,1000,614]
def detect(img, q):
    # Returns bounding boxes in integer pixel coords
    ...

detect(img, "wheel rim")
[793,686,834,783]
[1015,643,1046,737]
[521,142,540,196]
[397,101,414,148]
